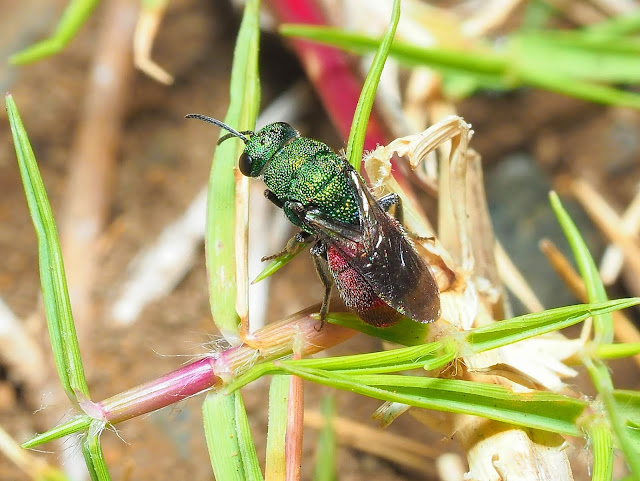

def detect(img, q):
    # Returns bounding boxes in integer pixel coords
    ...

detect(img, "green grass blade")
[278,366,585,436]
[279,339,454,374]
[82,425,112,481]
[6,94,89,402]
[596,342,640,360]
[203,391,264,481]
[252,242,309,284]
[10,0,99,64]
[21,415,92,449]
[279,25,507,76]
[265,375,289,479]
[326,312,430,346]
[467,299,638,352]
[313,396,337,481]
[584,11,640,37]
[345,0,400,171]
[549,192,613,343]
[518,69,640,109]
[206,0,261,341]
[512,32,640,82]
[280,25,640,109]
[589,420,614,481]
[551,192,640,480]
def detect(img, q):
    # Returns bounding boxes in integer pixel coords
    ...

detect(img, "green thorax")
[261,137,359,229]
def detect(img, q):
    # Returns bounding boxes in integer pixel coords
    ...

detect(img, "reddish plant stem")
[267,0,388,152]
[285,351,304,481]
[97,311,355,425]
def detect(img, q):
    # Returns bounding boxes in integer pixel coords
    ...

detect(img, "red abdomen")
[326,246,401,327]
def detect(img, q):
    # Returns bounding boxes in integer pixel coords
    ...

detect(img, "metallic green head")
[239,122,299,177]
[185,114,299,178]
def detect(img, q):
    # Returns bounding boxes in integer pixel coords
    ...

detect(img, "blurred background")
[1,0,640,479]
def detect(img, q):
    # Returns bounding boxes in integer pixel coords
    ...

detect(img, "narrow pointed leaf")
[82,425,112,481]
[345,0,400,171]
[10,0,99,64]
[467,299,638,352]
[6,94,89,402]
[278,366,585,437]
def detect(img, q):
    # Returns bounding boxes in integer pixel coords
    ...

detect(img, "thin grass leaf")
[313,396,336,481]
[22,415,92,449]
[596,343,640,360]
[203,391,263,481]
[512,32,640,82]
[467,299,638,352]
[280,25,640,109]
[10,0,99,64]
[265,375,289,480]
[551,192,640,480]
[82,425,111,481]
[549,192,613,343]
[326,312,430,346]
[280,339,455,374]
[519,69,640,109]
[206,0,261,341]
[345,0,399,171]
[6,94,89,402]
[223,340,454,396]
[277,366,585,436]
[589,420,614,481]
[252,242,309,284]
[584,11,640,38]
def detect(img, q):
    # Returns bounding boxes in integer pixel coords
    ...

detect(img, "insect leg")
[310,240,332,330]
[377,192,434,242]
[261,231,314,261]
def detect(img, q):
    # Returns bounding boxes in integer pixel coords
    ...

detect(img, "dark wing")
[299,166,440,324]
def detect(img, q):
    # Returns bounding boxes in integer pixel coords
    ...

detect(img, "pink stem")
[97,311,355,425]
[285,352,304,480]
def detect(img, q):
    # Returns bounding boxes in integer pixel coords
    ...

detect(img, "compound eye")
[239,152,253,176]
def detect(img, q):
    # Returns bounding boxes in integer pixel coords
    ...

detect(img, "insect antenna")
[185,114,253,145]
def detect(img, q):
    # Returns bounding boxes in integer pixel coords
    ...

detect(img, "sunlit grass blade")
[345,0,399,172]
[6,94,89,402]
[326,312,430,346]
[277,366,585,436]
[467,299,638,352]
[550,192,640,479]
[612,391,640,427]
[313,396,336,481]
[584,10,640,37]
[10,0,99,64]
[82,426,112,481]
[206,0,261,342]
[280,24,640,109]
[589,420,613,481]
[549,192,612,342]
[280,339,455,374]
[203,391,263,481]
[22,415,92,449]
[252,242,309,284]
[265,375,289,479]
[596,343,640,360]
